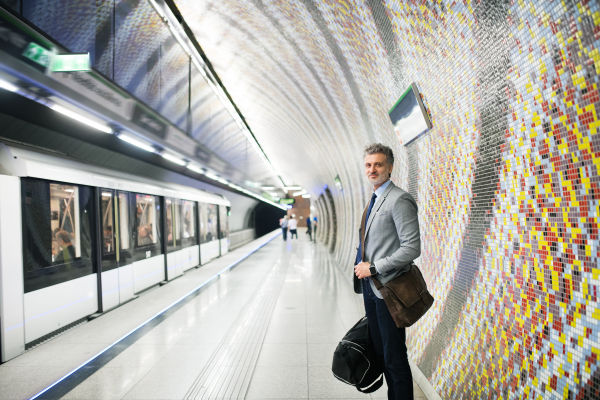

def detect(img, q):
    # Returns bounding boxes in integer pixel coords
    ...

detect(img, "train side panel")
[0,175,25,362]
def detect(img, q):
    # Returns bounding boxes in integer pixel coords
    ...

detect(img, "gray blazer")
[354,181,421,294]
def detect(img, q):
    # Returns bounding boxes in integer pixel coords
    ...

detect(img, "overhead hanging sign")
[279,198,295,205]
[49,71,134,120]
[389,82,432,146]
[49,53,90,72]
[334,174,343,191]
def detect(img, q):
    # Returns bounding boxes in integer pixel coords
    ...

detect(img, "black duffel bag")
[332,316,383,393]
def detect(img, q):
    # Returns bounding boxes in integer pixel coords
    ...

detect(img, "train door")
[218,205,230,255]
[99,189,119,310]
[199,203,219,264]
[131,194,164,293]
[181,200,199,271]
[116,191,134,303]
[20,179,97,346]
[165,198,184,280]
[98,189,134,311]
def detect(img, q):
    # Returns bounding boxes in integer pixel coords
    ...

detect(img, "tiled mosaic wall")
[159,0,599,398]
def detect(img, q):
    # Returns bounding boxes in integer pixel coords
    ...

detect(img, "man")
[280,216,289,240]
[354,143,421,400]
[312,216,317,242]
[54,230,77,264]
[306,216,312,241]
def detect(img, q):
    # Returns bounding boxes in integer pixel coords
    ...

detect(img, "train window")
[135,194,159,247]
[22,179,95,293]
[118,192,130,251]
[51,184,82,260]
[182,200,196,240]
[200,203,218,244]
[219,206,229,239]
[166,198,182,249]
[101,190,115,254]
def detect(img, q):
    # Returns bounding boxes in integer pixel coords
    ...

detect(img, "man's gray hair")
[363,143,394,166]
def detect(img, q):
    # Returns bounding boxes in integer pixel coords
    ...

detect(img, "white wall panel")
[182,245,199,271]
[0,176,25,361]
[219,238,229,255]
[166,252,176,281]
[133,255,164,293]
[200,240,220,265]
[24,274,97,343]
[101,269,119,311]
[118,264,134,303]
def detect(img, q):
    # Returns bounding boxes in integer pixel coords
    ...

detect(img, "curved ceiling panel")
[173,0,405,199]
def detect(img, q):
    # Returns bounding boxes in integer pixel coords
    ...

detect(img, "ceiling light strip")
[50,103,112,133]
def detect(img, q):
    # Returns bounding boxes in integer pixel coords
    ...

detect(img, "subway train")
[0,144,230,362]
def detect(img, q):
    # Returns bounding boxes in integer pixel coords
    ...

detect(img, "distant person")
[54,230,76,264]
[306,216,312,241]
[312,216,317,242]
[280,216,289,240]
[288,216,298,239]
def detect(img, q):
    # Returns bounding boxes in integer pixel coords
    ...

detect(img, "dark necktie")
[355,193,377,265]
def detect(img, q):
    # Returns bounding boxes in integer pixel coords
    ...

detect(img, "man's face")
[364,153,393,187]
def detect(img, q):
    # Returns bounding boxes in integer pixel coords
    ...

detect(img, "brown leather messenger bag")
[359,202,434,328]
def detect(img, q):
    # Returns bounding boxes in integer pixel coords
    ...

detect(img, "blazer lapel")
[364,181,395,239]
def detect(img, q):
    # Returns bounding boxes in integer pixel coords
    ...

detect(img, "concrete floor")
[0,229,426,399]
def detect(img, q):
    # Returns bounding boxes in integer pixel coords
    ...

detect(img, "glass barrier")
[159,36,189,132]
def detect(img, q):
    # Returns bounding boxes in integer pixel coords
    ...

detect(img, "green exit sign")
[22,42,51,67]
[279,199,295,205]
[50,53,91,72]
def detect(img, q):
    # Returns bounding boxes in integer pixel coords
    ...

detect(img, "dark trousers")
[313,227,316,241]
[290,229,297,239]
[363,279,413,400]
[306,227,312,240]
[282,227,287,240]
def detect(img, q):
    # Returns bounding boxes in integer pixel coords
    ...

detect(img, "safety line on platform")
[29,231,281,400]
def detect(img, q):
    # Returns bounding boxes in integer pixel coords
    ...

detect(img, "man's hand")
[354,261,372,279]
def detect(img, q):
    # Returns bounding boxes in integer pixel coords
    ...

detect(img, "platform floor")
[1,229,426,399]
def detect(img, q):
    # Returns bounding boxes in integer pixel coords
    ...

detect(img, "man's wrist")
[369,265,377,276]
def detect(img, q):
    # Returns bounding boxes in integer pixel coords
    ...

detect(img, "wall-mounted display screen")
[388,82,431,146]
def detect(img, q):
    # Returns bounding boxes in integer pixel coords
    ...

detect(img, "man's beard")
[366,173,388,187]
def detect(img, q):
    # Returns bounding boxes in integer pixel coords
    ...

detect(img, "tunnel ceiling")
[172,0,407,198]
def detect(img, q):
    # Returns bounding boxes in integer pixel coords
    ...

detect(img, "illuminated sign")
[21,42,51,68]
[49,53,90,72]
[279,198,295,205]
[334,175,343,191]
[389,82,432,146]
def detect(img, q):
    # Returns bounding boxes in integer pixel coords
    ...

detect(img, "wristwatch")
[369,265,377,276]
